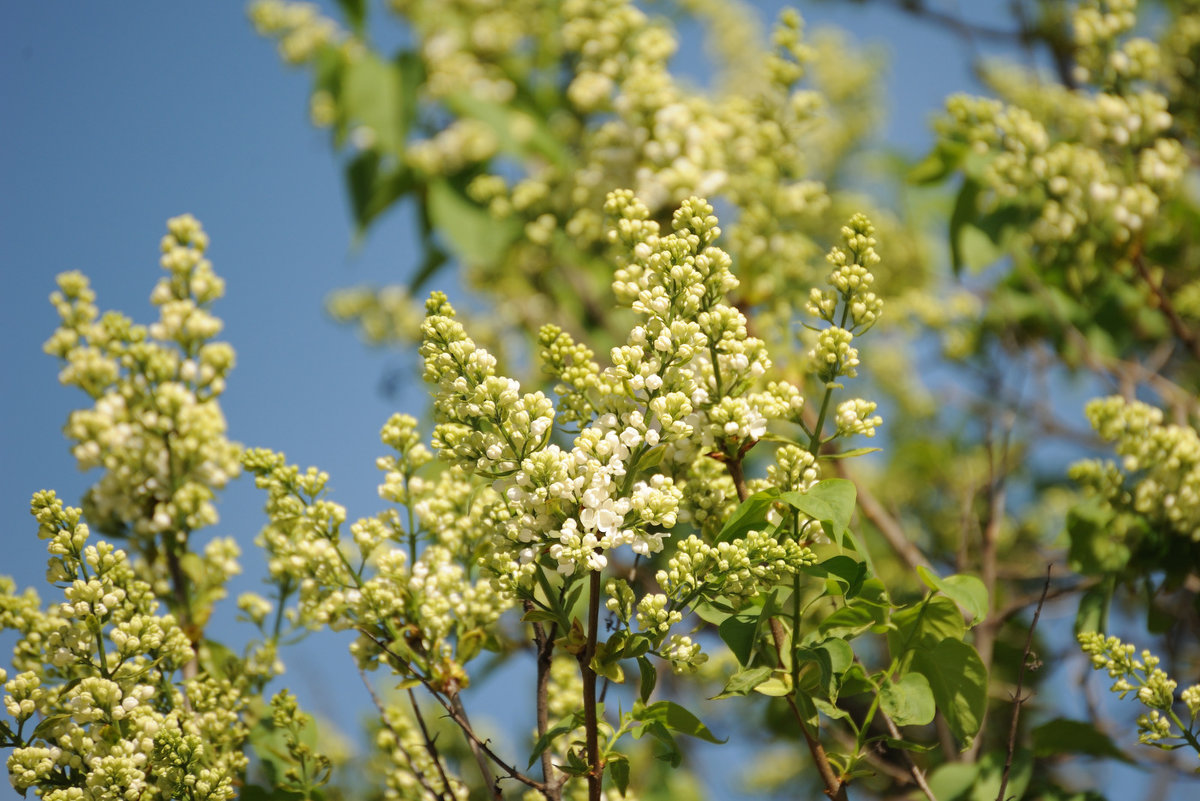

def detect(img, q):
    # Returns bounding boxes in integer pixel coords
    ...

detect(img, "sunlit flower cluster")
[1070,396,1200,542]
[934,0,1188,289]
[43,216,241,562]
[1079,632,1200,750]
[2,492,252,801]
[253,0,914,362]
[420,193,803,579]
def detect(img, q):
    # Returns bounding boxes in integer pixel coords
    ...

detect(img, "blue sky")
[1,2,1155,799]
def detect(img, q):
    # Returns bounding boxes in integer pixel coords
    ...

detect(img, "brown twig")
[356,627,550,795]
[996,565,1052,801]
[767,618,849,801]
[449,693,501,800]
[578,569,604,801]
[408,688,457,800]
[993,577,1101,626]
[527,601,563,799]
[1133,252,1200,362]
[358,670,454,801]
[968,387,1015,761]
[878,709,939,801]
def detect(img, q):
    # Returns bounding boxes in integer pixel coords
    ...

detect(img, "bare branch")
[358,670,454,801]
[996,565,1052,801]
[1133,252,1200,363]
[878,709,940,801]
[356,627,550,795]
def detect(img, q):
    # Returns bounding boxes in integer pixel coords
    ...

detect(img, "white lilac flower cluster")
[248,1,347,66]
[4,218,294,800]
[806,214,883,383]
[254,0,910,360]
[1070,396,1200,542]
[43,215,242,563]
[242,413,512,691]
[2,492,255,801]
[1079,632,1200,751]
[420,193,798,580]
[935,0,1187,267]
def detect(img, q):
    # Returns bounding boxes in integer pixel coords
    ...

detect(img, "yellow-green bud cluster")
[1079,631,1200,750]
[1070,396,1200,542]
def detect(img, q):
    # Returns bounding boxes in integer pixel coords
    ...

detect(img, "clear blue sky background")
[0,3,1164,799]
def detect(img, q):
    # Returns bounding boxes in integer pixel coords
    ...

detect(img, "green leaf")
[780,479,856,543]
[443,92,571,170]
[795,637,854,699]
[30,714,72,742]
[714,488,779,544]
[805,555,867,598]
[1067,501,1130,575]
[590,641,624,683]
[718,612,760,666]
[634,701,726,744]
[345,151,413,234]
[621,633,652,659]
[521,607,559,624]
[818,603,882,640]
[916,566,988,627]
[879,672,936,726]
[948,178,981,276]
[714,666,773,698]
[928,762,978,801]
[607,756,630,796]
[911,638,988,740]
[426,178,522,269]
[908,141,966,184]
[753,671,793,696]
[335,0,366,33]
[691,597,739,625]
[641,721,682,766]
[1032,718,1134,762]
[528,711,584,768]
[969,749,1032,801]
[810,696,851,720]
[888,595,966,660]
[1074,578,1114,636]
[637,655,657,702]
[819,447,882,460]
[341,52,405,155]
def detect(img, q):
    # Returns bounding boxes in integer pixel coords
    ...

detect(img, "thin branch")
[968,378,1016,761]
[409,688,457,800]
[527,601,563,800]
[579,569,604,801]
[359,670,453,801]
[875,0,1026,42]
[878,709,939,801]
[356,627,550,795]
[1133,252,1200,362]
[996,565,1052,801]
[449,693,501,800]
[768,617,849,801]
[993,577,1101,626]
[829,728,913,785]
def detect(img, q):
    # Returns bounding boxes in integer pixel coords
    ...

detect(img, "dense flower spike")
[1071,396,1200,541]
[44,216,242,574]
[419,193,855,580]
[1079,632,1200,750]
[3,493,253,801]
